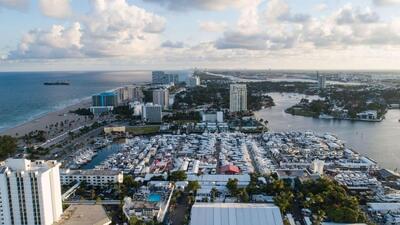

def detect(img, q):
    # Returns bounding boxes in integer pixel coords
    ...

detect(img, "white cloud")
[334,5,379,24]
[39,0,72,19]
[142,0,248,11]
[8,0,166,59]
[214,0,400,52]
[161,40,184,48]
[0,0,28,11]
[373,0,400,6]
[314,3,328,12]
[8,22,82,59]
[199,21,227,33]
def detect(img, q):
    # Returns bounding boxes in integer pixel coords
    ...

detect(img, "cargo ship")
[43,81,70,85]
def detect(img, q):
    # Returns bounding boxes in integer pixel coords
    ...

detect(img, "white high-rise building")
[317,73,326,90]
[0,158,63,225]
[188,76,200,87]
[153,89,169,110]
[229,84,247,112]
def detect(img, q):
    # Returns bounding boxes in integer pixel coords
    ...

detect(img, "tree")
[210,188,219,202]
[226,178,238,196]
[274,191,294,214]
[238,188,250,203]
[186,181,201,193]
[129,216,145,225]
[0,135,17,160]
[168,171,187,182]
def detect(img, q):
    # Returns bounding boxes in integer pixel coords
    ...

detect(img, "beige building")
[229,84,247,112]
[56,205,111,225]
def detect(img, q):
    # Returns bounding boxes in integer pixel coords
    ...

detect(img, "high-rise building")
[187,76,200,87]
[229,84,247,112]
[143,103,162,123]
[318,73,326,90]
[128,86,144,102]
[116,87,129,104]
[153,89,169,110]
[152,71,179,85]
[0,158,63,225]
[92,92,119,107]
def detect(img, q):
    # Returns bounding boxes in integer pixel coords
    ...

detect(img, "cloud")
[214,0,400,51]
[39,0,72,19]
[142,0,248,11]
[373,0,400,6]
[314,3,328,12]
[199,21,227,32]
[264,0,310,23]
[335,5,379,24]
[161,40,184,48]
[0,0,29,11]
[7,0,167,59]
[8,22,82,59]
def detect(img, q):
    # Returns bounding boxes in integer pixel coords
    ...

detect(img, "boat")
[43,81,70,85]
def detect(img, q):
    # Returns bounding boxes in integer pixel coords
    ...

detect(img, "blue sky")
[1,0,400,71]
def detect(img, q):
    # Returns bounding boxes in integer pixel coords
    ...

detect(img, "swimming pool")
[148,193,161,202]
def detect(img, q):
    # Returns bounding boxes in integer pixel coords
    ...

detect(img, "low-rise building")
[60,169,123,186]
[90,106,114,115]
[55,205,111,225]
[104,126,126,134]
[190,203,284,225]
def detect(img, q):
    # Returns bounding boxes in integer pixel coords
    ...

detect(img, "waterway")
[255,92,400,170]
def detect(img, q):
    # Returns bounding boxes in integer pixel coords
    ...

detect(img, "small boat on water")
[43,81,70,85]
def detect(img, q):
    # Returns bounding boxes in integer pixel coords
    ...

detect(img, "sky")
[1,0,400,71]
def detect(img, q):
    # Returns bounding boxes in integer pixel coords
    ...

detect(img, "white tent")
[190,203,283,225]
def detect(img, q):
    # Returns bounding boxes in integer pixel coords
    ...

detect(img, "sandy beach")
[0,99,92,138]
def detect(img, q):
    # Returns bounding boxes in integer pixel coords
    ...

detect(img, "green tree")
[168,171,187,182]
[0,135,17,160]
[274,191,294,214]
[186,181,201,193]
[226,178,238,196]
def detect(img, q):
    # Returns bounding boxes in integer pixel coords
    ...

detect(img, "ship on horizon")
[43,81,70,85]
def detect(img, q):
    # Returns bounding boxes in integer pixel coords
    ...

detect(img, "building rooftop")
[55,205,111,225]
[62,169,122,176]
[1,158,59,173]
[190,203,283,225]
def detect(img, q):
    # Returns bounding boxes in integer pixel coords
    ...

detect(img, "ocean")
[0,71,151,132]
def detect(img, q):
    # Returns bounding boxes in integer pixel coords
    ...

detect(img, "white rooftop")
[190,203,283,225]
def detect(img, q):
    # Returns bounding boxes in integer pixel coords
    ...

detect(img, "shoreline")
[0,98,92,138]
[0,85,130,138]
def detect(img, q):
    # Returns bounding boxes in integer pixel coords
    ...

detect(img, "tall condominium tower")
[153,89,169,110]
[229,84,247,112]
[0,158,63,225]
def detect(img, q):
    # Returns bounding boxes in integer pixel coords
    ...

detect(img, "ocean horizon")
[0,71,151,132]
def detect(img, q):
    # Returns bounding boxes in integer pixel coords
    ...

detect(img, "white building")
[60,169,123,187]
[188,76,200,87]
[310,160,324,174]
[202,111,224,123]
[153,89,169,110]
[318,73,326,89]
[129,101,144,116]
[0,158,63,225]
[356,110,378,120]
[190,203,284,225]
[143,103,163,123]
[230,84,247,112]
